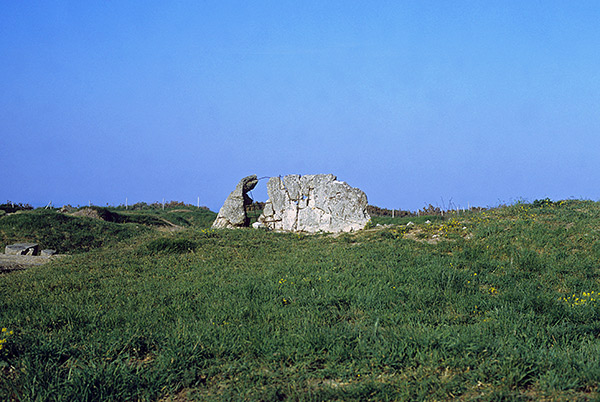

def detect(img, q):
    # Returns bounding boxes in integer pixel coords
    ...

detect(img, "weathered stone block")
[5,243,39,256]
[258,174,370,233]
[212,175,259,229]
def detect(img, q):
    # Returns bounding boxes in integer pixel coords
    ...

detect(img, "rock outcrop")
[212,175,259,229]
[258,174,370,233]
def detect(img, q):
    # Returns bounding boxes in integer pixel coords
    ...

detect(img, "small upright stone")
[212,175,259,229]
[41,249,57,256]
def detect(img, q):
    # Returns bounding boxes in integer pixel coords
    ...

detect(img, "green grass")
[111,207,217,228]
[0,207,217,254]
[0,210,146,254]
[2,200,600,400]
[371,214,445,226]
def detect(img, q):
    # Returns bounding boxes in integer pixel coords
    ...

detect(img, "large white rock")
[258,174,370,233]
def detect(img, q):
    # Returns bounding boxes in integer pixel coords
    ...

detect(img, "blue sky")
[2,1,599,212]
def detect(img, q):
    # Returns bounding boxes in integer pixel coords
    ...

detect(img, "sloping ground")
[0,210,146,254]
[69,208,185,231]
[0,207,217,255]
[2,200,600,400]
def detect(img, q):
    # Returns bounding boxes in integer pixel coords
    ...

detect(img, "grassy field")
[2,201,600,401]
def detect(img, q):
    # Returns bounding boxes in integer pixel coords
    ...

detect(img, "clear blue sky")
[2,1,599,212]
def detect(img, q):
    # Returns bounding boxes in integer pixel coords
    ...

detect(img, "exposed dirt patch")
[69,208,101,219]
[155,218,184,232]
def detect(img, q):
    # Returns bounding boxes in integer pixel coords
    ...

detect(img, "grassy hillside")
[1,200,600,400]
[0,206,216,254]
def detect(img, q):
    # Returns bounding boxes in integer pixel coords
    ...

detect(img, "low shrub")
[0,202,33,214]
[532,198,556,208]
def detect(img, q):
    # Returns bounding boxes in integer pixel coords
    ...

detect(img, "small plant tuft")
[0,327,14,353]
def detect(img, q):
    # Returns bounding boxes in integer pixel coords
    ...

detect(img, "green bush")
[0,202,33,213]
[532,197,555,208]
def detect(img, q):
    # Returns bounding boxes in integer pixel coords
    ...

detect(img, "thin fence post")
[162,198,165,211]
[126,198,128,210]
[197,197,200,208]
